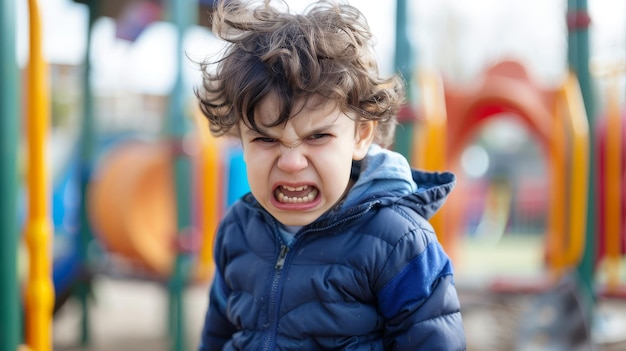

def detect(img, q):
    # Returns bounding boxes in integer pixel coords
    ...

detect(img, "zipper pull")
[275,245,289,269]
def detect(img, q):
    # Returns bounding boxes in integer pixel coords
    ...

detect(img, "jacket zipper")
[261,203,375,351]
[275,245,289,269]
[262,244,290,351]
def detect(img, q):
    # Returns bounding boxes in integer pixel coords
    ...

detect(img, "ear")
[353,121,376,160]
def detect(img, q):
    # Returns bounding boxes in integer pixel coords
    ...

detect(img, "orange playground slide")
[87,132,223,282]
[413,61,589,278]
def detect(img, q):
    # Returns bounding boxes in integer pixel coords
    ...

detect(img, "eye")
[252,137,278,144]
[306,133,331,143]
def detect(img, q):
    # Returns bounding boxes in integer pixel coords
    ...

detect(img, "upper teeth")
[283,185,308,191]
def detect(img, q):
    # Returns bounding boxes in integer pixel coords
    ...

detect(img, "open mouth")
[274,185,319,204]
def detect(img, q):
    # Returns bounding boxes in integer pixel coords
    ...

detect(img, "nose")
[277,144,308,173]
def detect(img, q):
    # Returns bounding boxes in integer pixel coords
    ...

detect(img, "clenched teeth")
[283,185,308,192]
[276,187,319,204]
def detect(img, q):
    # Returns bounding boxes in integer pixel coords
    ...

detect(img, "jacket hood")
[402,170,456,219]
[341,144,455,220]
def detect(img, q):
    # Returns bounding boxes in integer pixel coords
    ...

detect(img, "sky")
[15,0,626,94]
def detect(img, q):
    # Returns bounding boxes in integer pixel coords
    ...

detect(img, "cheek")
[242,148,270,192]
[316,152,353,195]
[245,166,268,202]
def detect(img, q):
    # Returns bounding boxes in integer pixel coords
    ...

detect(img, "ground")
[51,236,626,351]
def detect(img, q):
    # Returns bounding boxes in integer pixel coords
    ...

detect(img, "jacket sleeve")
[198,269,237,351]
[376,229,466,351]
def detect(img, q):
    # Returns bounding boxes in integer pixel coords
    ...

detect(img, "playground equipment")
[22,0,55,350]
[50,157,83,312]
[88,139,180,277]
[413,60,590,282]
[0,0,21,350]
[2,0,231,349]
[86,132,245,282]
[57,0,225,349]
[4,0,87,348]
[596,108,626,296]
[413,59,626,349]
[594,61,626,297]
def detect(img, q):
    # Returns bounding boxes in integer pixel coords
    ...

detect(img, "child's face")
[240,94,375,226]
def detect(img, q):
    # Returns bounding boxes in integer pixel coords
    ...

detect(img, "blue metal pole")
[76,0,99,346]
[166,0,196,350]
[568,0,596,318]
[394,0,416,159]
[0,0,21,348]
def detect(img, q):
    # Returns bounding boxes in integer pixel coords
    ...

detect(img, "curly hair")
[196,0,405,147]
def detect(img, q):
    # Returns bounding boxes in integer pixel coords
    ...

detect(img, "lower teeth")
[277,188,317,203]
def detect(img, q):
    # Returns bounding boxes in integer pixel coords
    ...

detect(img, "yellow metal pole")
[412,71,449,249]
[23,0,54,349]
[192,110,220,283]
[547,98,567,274]
[561,72,589,269]
[412,71,448,172]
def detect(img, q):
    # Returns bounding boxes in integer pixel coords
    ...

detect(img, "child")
[196,1,466,350]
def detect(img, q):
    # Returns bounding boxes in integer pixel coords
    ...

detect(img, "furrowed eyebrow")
[307,124,335,135]
[306,115,340,135]
[243,123,336,137]
[243,127,273,138]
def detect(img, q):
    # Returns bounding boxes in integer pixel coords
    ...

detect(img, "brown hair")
[196,0,405,147]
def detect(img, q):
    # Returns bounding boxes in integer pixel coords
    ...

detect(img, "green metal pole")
[166,0,196,350]
[75,0,99,346]
[394,0,415,159]
[0,0,21,349]
[567,0,596,317]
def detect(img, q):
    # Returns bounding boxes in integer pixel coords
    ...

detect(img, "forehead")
[254,93,345,127]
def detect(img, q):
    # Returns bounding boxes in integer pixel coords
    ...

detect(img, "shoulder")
[219,194,263,229]
[215,194,272,245]
[354,202,437,248]
[213,195,276,267]
[350,203,450,290]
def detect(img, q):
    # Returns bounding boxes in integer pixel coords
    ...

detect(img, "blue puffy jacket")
[199,151,465,351]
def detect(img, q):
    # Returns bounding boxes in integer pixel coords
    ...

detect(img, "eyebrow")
[243,128,269,137]
[243,122,337,138]
[307,124,335,135]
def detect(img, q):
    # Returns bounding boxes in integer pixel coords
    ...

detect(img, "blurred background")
[3,0,626,350]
